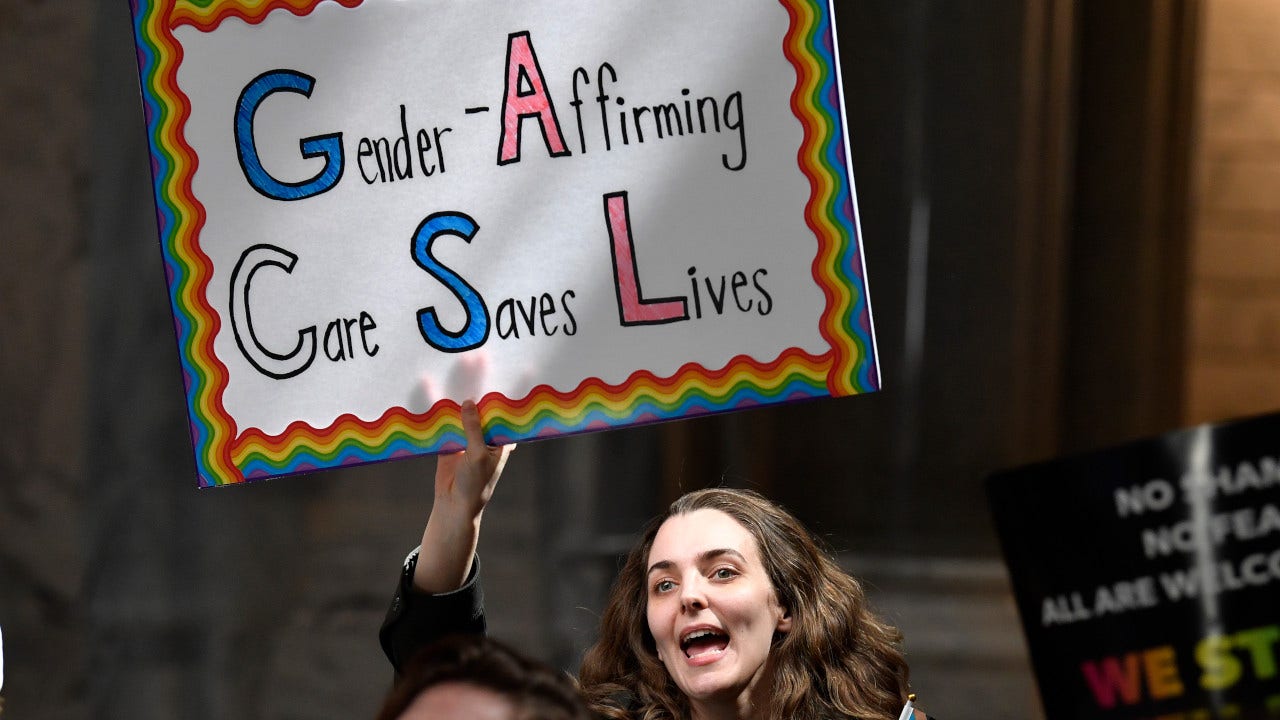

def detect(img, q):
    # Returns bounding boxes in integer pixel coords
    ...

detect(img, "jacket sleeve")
[379,546,487,675]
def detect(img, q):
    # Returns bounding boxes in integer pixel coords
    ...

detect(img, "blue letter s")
[412,212,490,352]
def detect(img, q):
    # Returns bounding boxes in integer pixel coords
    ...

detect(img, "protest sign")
[129,0,879,486]
[988,412,1280,719]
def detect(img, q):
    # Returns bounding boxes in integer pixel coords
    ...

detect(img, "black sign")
[988,412,1280,720]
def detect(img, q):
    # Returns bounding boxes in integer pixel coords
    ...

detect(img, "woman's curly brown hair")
[578,488,909,720]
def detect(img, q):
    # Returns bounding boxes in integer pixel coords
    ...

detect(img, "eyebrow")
[646,548,747,576]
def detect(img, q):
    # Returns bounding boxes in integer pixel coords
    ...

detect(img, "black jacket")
[379,547,486,674]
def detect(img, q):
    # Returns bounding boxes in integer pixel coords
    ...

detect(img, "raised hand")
[433,400,513,518]
[413,400,515,594]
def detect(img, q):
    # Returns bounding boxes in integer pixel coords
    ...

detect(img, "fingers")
[460,397,514,448]
[459,399,516,458]
[460,399,486,450]
[433,446,462,492]
[493,442,515,475]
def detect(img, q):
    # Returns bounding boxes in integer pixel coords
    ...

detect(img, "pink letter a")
[497,31,570,165]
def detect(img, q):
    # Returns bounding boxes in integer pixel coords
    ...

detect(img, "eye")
[653,579,676,594]
[712,567,738,581]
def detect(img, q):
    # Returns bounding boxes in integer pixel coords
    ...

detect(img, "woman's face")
[644,508,792,709]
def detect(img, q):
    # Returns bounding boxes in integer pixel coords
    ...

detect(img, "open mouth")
[680,628,730,659]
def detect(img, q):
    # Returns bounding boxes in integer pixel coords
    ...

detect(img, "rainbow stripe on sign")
[130,0,878,486]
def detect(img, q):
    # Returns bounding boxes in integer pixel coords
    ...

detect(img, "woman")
[381,402,920,720]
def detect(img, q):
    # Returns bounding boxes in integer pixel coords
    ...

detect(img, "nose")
[679,575,707,612]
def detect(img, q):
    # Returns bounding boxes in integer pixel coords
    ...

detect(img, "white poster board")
[130,0,880,486]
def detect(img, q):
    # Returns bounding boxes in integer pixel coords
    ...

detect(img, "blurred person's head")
[375,634,595,720]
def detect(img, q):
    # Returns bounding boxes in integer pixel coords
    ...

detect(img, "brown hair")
[376,634,597,720]
[578,488,909,720]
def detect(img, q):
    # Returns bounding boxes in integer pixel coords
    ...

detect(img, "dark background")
[4,1,1278,719]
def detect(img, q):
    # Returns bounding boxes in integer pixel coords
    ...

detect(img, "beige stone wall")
[1186,0,1280,423]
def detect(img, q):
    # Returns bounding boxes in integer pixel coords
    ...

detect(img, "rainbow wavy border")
[129,0,878,486]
